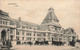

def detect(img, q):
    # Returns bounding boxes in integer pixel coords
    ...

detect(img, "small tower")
[41,7,61,31]
[41,7,59,24]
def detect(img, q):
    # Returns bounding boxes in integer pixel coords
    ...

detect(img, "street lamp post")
[1,29,10,50]
[7,28,10,41]
[7,28,10,49]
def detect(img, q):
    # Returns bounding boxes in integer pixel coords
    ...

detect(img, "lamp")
[7,28,10,40]
[7,28,10,31]
[7,28,11,49]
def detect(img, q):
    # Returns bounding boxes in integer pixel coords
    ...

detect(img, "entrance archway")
[1,29,6,42]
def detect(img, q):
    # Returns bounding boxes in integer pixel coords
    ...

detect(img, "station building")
[0,10,16,42]
[0,7,78,44]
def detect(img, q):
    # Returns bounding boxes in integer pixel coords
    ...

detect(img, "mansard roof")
[0,10,11,21]
[13,19,39,27]
[37,25,50,31]
[41,21,61,27]
[13,7,61,30]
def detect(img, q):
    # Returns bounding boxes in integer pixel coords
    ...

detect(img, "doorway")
[1,29,6,42]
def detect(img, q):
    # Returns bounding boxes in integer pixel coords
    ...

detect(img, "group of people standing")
[0,40,12,49]
[68,39,76,46]
[16,39,76,47]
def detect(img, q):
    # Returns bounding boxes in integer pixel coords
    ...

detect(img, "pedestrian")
[72,39,76,46]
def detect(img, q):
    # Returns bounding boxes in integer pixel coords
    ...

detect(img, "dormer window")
[26,27,28,29]
[30,27,31,29]
[22,26,25,29]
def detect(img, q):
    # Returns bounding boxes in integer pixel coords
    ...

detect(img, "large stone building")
[0,7,78,44]
[0,10,16,42]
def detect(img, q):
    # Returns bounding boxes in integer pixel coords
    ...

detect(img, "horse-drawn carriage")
[16,40,21,45]
[52,41,65,46]
[34,41,49,45]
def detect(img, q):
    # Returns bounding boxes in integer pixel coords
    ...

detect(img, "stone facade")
[0,8,78,44]
[0,10,16,41]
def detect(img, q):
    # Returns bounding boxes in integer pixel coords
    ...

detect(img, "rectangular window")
[37,38,41,41]
[26,27,28,29]
[16,31,19,35]
[30,38,31,40]
[26,37,29,40]
[34,32,36,33]
[6,22,7,25]
[54,38,58,41]
[26,33,31,36]
[3,21,5,24]
[0,21,2,24]
[29,27,32,29]
[22,33,24,35]
[30,34,31,36]
[17,26,20,28]
[26,33,29,36]
[34,34,35,36]
[34,38,35,40]
[16,36,19,40]
[26,37,31,40]
[22,37,24,40]
[10,30,13,34]
[22,31,24,35]
[43,33,46,37]
[22,26,25,29]
[34,28,36,30]
[37,34,41,36]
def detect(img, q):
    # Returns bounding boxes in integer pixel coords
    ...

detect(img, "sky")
[0,0,80,38]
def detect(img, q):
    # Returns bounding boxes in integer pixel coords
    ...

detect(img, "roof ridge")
[12,18,39,26]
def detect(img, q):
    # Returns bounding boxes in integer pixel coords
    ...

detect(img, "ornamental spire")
[41,7,59,24]
[48,7,54,12]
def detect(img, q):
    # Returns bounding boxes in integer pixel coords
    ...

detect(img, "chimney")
[19,17,21,21]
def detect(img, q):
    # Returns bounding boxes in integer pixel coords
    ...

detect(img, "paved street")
[10,42,80,50]
[11,45,69,50]
[11,45,80,50]
[1,41,80,50]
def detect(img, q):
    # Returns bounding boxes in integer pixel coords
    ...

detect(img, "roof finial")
[48,7,54,12]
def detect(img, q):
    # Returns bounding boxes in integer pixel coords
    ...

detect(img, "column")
[13,29,16,41]
[46,32,48,41]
